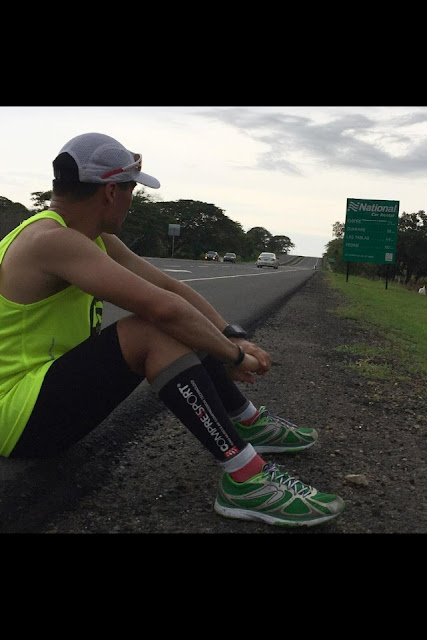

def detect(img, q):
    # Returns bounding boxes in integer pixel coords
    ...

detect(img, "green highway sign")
[343,198,399,264]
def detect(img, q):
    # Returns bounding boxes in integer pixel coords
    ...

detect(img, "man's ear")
[104,181,117,203]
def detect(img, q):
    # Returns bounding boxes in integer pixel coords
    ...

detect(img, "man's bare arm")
[34,226,260,371]
[102,233,271,373]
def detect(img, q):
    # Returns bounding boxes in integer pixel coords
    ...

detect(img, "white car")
[256,252,279,269]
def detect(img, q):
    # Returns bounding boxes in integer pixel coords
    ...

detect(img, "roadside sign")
[343,198,399,264]
[168,224,181,236]
[168,224,180,259]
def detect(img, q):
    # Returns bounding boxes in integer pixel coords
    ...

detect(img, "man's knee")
[116,314,192,378]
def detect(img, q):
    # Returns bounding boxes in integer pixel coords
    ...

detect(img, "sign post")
[343,198,399,286]
[168,224,181,260]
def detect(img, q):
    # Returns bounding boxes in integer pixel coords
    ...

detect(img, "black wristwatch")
[222,324,247,339]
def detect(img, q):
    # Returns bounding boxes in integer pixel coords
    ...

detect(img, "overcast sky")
[1,105,427,257]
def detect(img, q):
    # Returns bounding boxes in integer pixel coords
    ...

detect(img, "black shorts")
[10,322,144,459]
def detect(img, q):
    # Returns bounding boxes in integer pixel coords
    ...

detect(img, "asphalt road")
[102,255,321,331]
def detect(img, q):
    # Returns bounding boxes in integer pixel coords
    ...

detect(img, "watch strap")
[230,345,245,367]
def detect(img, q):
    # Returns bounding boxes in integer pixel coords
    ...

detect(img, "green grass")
[325,272,427,383]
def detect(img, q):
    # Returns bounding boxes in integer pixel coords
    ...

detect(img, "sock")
[221,443,266,482]
[231,402,259,425]
[240,410,260,426]
[230,454,265,482]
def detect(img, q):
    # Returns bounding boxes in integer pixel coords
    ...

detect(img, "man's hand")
[229,338,271,375]
[227,351,263,384]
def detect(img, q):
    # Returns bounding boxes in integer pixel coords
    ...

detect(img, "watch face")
[230,324,242,334]
[224,324,246,338]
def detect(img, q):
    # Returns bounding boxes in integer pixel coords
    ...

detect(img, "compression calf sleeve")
[150,353,250,463]
[198,352,252,415]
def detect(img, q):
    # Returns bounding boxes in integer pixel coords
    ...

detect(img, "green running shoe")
[234,406,318,452]
[214,463,345,527]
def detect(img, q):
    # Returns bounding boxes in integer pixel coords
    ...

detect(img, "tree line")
[324,211,427,285]
[0,189,295,261]
[3,189,425,281]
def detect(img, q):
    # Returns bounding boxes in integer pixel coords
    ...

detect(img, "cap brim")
[135,171,160,189]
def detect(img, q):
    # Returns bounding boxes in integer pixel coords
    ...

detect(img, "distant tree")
[269,235,295,254]
[118,190,170,256]
[0,196,28,214]
[324,237,345,272]
[0,196,30,239]
[0,187,298,263]
[155,200,246,259]
[30,191,52,213]
[332,221,345,239]
[396,211,427,283]
[246,227,273,253]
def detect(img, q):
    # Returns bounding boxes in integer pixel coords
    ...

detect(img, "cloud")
[196,107,427,177]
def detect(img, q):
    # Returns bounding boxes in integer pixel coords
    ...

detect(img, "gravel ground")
[3,272,426,534]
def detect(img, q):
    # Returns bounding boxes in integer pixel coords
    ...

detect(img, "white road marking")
[179,269,309,282]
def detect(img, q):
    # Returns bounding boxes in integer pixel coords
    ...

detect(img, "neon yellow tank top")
[0,210,106,457]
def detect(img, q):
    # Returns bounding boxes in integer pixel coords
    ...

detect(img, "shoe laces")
[262,463,312,497]
[258,407,298,429]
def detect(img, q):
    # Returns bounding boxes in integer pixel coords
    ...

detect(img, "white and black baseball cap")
[53,132,160,188]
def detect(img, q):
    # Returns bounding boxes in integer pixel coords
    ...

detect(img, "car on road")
[256,252,279,269]
[223,252,237,263]
[204,251,219,261]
